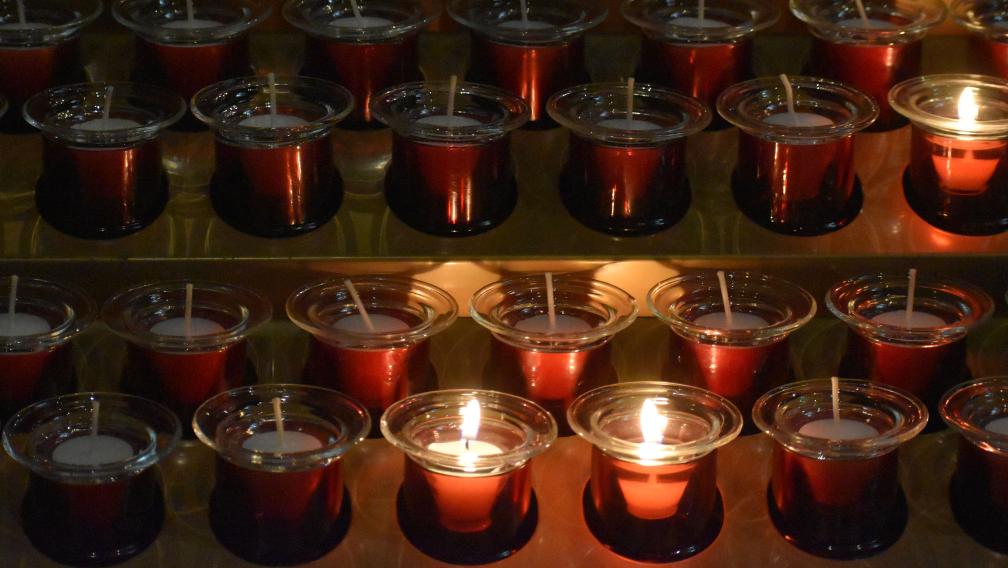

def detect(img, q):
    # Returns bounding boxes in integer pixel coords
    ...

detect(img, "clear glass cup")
[953,0,1008,80]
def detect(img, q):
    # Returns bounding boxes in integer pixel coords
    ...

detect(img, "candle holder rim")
[111,0,272,43]
[940,376,1008,455]
[789,0,946,42]
[890,74,1008,138]
[0,0,103,44]
[448,0,608,44]
[950,0,1008,39]
[620,0,780,41]
[0,275,96,350]
[283,0,436,41]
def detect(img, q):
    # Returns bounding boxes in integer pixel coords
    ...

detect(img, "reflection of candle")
[52,435,135,465]
[798,418,879,439]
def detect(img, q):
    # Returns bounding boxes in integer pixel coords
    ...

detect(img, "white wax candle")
[0,313,51,336]
[162,18,222,29]
[242,430,324,453]
[764,112,834,127]
[52,435,135,466]
[514,313,593,333]
[332,313,410,333]
[836,18,896,30]
[798,418,879,440]
[669,16,729,28]
[870,310,946,329]
[498,19,554,30]
[596,118,662,131]
[416,115,482,127]
[238,114,310,128]
[985,416,1008,435]
[329,15,394,28]
[692,312,769,330]
[71,118,143,131]
[149,317,225,336]
[427,439,504,456]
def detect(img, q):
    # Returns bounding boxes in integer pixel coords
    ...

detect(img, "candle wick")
[447,75,457,121]
[626,77,635,123]
[831,376,840,424]
[854,0,869,26]
[779,74,797,126]
[905,268,918,325]
[90,400,100,438]
[266,72,278,128]
[716,270,734,329]
[103,85,114,122]
[465,438,470,451]
[183,282,194,339]
[545,272,557,331]
[186,0,195,25]
[698,0,705,23]
[16,0,25,26]
[519,0,529,26]
[7,274,17,334]
[349,0,363,20]
[272,397,285,451]
[344,279,376,332]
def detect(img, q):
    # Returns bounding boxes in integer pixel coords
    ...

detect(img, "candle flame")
[461,398,481,441]
[958,87,980,127]
[639,398,668,462]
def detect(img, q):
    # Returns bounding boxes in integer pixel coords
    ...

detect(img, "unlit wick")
[186,0,195,25]
[854,0,869,25]
[272,396,285,450]
[780,73,796,117]
[716,270,734,329]
[266,72,278,128]
[520,0,529,26]
[103,85,114,122]
[447,74,457,121]
[831,376,840,423]
[545,272,557,330]
[905,268,918,325]
[626,77,635,124]
[183,282,194,339]
[698,0,705,22]
[16,0,26,26]
[344,278,376,332]
[91,399,100,438]
[7,274,17,335]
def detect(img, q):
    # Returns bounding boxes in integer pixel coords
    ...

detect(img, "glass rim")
[111,0,271,44]
[0,0,103,45]
[0,275,95,350]
[448,0,607,44]
[890,74,1008,138]
[940,376,1008,455]
[621,0,781,41]
[790,0,946,42]
[283,0,436,41]
[951,0,1008,39]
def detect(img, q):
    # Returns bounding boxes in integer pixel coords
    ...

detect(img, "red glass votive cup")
[381,389,557,564]
[547,82,710,235]
[103,280,272,436]
[825,273,993,430]
[284,0,435,130]
[448,0,607,128]
[648,271,816,434]
[469,274,637,435]
[754,379,927,559]
[0,0,100,133]
[3,393,180,566]
[568,381,742,562]
[792,0,945,131]
[286,275,457,435]
[373,80,528,236]
[24,82,185,239]
[954,0,1008,79]
[622,0,779,130]
[890,74,1008,235]
[193,75,353,237]
[718,76,877,235]
[193,384,370,565]
[940,377,1008,554]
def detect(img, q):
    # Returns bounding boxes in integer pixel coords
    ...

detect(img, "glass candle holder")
[547,82,710,235]
[826,273,993,430]
[3,393,180,566]
[940,377,1008,554]
[24,82,185,239]
[890,74,1008,235]
[381,389,557,564]
[448,0,607,128]
[953,0,1008,80]
[622,0,779,130]
[286,275,458,436]
[469,274,637,435]
[718,75,877,235]
[192,75,353,237]
[102,280,272,436]
[284,0,435,130]
[0,0,100,133]
[0,276,94,422]
[372,80,528,236]
[792,0,946,131]
[648,271,816,434]
[193,384,370,565]
[754,379,927,559]
[568,381,742,562]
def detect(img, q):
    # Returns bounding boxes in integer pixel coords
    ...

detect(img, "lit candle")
[616,399,691,520]
[930,87,1001,193]
[427,399,504,462]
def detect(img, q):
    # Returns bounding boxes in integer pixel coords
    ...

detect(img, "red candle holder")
[941,377,1008,554]
[193,384,370,565]
[718,75,877,235]
[102,280,272,437]
[286,275,457,436]
[381,389,557,564]
[284,0,435,130]
[372,80,528,236]
[448,0,607,128]
[192,75,353,237]
[622,0,779,130]
[469,274,637,435]
[890,74,1008,235]
[3,393,180,566]
[0,0,100,133]
[954,1,1008,79]
[0,276,93,422]
[754,379,927,559]
[792,0,945,132]
[826,273,993,431]
[568,381,742,562]
[24,82,185,239]
[648,271,816,434]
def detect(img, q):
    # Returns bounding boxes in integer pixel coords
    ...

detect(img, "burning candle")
[648,271,816,434]
[3,393,180,565]
[754,379,927,558]
[569,382,742,562]
[192,75,353,237]
[718,74,877,235]
[470,273,637,435]
[194,385,369,565]
[382,389,556,564]
[547,80,710,235]
[372,80,529,236]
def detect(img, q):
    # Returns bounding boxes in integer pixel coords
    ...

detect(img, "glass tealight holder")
[792,0,946,131]
[718,75,877,235]
[24,82,186,239]
[940,376,1008,554]
[648,271,816,434]
[954,0,1008,80]
[102,280,272,436]
[469,274,637,435]
[193,384,370,565]
[754,379,927,559]
[3,392,180,566]
[890,74,1008,235]
[622,0,779,130]
[547,82,710,235]
[568,381,742,562]
[372,80,529,236]
[192,75,353,237]
[286,275,458,436]
[448,0,607,128]
[381,389,557,564]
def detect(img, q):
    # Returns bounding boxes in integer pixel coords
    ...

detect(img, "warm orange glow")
[639,398,668,462]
